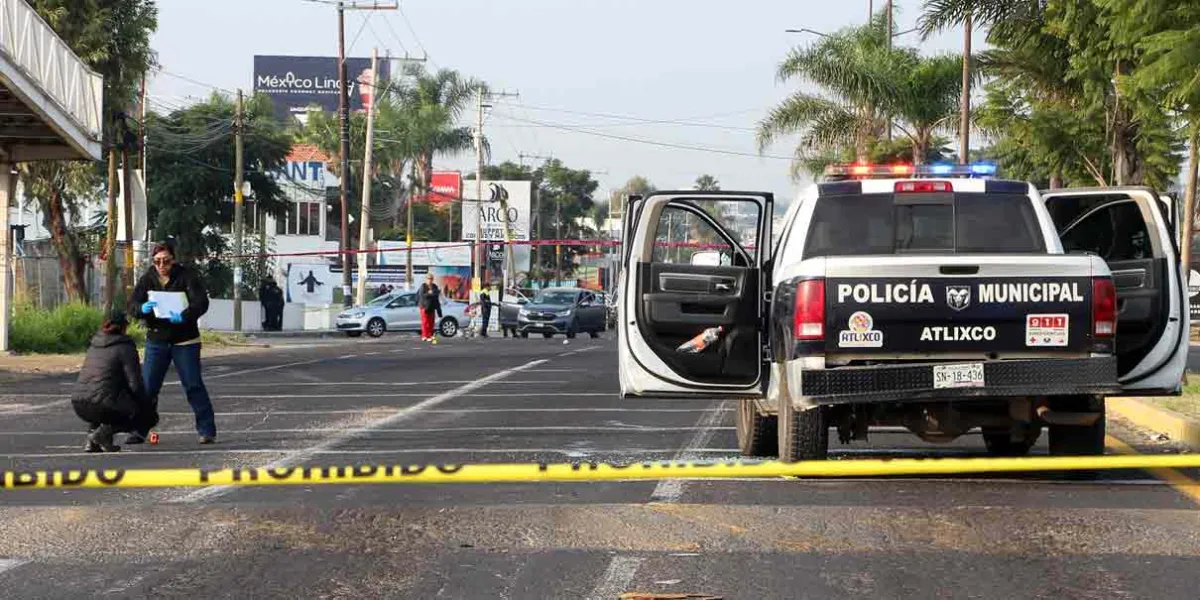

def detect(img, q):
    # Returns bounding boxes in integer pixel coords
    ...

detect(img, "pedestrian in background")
[259,275,284,331]
[71,310,158,452]
[130,241,217,444]
[418,272,442,344]
[479,287,494,337]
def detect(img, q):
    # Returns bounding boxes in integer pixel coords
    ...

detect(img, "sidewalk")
[1110,388,1200,448]
[207,329,340,340]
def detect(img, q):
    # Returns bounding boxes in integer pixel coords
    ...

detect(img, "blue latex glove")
[141,300,157,315]
[168,312,184,324]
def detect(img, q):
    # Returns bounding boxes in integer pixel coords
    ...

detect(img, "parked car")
[517,287,606,339]
[336,291,468,338]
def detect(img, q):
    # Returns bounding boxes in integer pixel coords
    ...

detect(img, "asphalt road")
[0,334,1197,599]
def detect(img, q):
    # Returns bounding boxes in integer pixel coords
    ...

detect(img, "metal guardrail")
[0,0,103,141]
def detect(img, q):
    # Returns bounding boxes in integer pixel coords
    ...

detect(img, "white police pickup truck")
[618,164,1188,461]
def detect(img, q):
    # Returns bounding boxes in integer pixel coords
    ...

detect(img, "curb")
[1108,397,1200,447]
[207,330,340,340]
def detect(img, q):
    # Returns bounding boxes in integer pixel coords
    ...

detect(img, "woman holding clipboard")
[129,241,216,444]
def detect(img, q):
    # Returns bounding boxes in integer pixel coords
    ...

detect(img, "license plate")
[933,363,985,389]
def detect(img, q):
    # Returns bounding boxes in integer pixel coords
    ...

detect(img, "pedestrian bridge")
[0,0,103,352]
[0,0,102,162]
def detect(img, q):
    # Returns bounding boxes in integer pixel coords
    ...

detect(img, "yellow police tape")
[3,454,1200,490]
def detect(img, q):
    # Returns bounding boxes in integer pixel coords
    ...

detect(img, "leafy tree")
[694,174,720,190]
[19,0,157,302]
[398,65,485,205]
[145,93,292,297]
[758,14,967,174]
[610,175,656,217]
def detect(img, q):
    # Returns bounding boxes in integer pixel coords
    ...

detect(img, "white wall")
[199,299,305,332]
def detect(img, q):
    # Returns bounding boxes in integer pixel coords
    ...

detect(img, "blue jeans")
[141,341,215,438]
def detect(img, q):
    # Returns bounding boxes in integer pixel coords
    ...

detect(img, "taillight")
[1092,277,1116,337]
[794,280,825,340]
[895,180,952,193]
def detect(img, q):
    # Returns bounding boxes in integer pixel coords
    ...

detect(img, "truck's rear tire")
[983,423,1042,457]
[778,400,828,462]
[1048,395,1106,456]
[736,400,777,458]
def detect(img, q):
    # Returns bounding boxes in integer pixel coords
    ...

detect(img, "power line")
[396,3,430,59]
[490,113,794,161]
[347,11,374,53]
[505,102,759,132]
[156,69,234,95]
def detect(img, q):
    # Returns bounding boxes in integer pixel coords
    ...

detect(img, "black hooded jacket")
[130,264,210,344]
[72,333,149,416]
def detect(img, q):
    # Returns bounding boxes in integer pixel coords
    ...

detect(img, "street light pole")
[959,12,973,165]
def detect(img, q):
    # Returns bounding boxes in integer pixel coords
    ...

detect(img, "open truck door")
[619,191,773,398]
[1042,187,1189,394]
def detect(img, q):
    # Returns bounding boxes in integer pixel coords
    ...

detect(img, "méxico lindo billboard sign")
[461,180,532,242]
[253,55,389,121]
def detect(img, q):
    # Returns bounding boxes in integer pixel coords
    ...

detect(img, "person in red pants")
[417,272,442,343]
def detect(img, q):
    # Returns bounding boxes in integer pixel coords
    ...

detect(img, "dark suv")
[517,287,607,338]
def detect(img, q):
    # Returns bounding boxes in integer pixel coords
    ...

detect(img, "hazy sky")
[148,0,969,206]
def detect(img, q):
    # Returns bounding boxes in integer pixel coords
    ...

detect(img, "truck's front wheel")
[779,400,828,462]
[736,400,777,458]
[1048,395,1106,456]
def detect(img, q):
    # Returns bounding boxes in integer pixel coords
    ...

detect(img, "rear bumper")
[787,356,1120,405]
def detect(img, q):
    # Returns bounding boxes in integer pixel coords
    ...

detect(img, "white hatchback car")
[336,291,469,338]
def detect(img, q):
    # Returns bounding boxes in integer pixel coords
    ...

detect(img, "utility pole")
[518,151,551,279]
[233,89,245,331]
[120,114,134,298]
[886,0,893,142]
[959,12,973,165]
[332,1,398,307]
[471,86,518,298]
[355,48,380,307]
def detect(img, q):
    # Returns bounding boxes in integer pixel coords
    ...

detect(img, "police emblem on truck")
[838,311,884,348]
[946,285,971,311]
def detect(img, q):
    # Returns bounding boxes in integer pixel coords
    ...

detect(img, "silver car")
[336,291,468,338]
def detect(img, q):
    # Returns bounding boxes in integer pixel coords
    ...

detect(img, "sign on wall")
[460,180,532,242]
[376,241,472,267]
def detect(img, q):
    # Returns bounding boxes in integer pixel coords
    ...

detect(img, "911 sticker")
[1026,314,1068,347]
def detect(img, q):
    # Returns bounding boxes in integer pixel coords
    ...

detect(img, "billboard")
[420,171,461,205]
[461,180,532,242]
[376,241,472,267]
[253,55,390,121]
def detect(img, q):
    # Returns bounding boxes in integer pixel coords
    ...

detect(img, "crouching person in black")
[71,310,158,452]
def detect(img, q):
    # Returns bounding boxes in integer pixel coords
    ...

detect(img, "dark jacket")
[72,333,157,429]
[479,291,493,316]
[130,264,210,344]
[259,283,284,307]
[418,282,442,316]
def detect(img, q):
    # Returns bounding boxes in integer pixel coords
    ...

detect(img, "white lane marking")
[155,390,613,399]
[364,352,381,356]
[0,558,28,576]
[173,358,548,503]
[31,447,741,458]
[337,354,357,359]
[189,380,570,387]
[389,349,405,354]
[2,426,735,436]
[157,407,729,416]
[651,401,730,503]
[524,368,581,373]
[586,556,644,600]
[0,398,71,413]
[205,357,327,381]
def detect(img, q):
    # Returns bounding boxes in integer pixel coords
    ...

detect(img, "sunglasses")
[153,257,174,266]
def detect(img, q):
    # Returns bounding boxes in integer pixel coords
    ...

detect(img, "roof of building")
[287,143,331,164]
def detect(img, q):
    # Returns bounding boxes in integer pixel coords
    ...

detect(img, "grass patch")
[1144,372,1200,420]
[10,303,104,354]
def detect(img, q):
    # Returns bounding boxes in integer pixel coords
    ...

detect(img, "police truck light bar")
[823,162,998,181]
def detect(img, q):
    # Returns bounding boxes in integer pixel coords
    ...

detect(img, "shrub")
[10,303,104,354]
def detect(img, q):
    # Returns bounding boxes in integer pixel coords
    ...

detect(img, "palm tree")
[757,15,897,168]
[888,52,966,164]
[693,174,720,190]
[399,66,486,202]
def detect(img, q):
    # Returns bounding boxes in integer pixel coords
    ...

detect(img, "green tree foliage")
[145,93,292,298]
[923,0,1186,189]
[20,0,158,303]
[694,174,720,190]
[758,13,965,176]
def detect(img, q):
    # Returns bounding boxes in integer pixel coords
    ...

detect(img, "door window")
[651,200,759,266]
[389,294,416,308]
[1059,201,1152,261]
